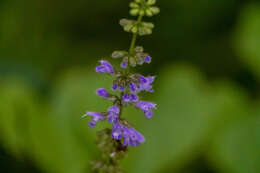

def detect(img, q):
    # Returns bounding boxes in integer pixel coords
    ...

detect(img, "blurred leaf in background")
[235,3,260,80]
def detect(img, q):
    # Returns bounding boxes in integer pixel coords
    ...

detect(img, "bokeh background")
[0,0,259,173]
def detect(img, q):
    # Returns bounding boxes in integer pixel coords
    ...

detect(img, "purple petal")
[122,94,131,103]
[119,86,125,92]
[144,56,151,63]
[130,94,139,102]
[145,111,153,119]
[112,123,124,140]
[136,101,156,118]
[112,84,118,90]
[129,82,137,92]
[95,60,114,74]
[82,112,104,128]
[122,127,145,147]
[107,105,120,123]
[121,61,128,69]
[137,75,155,93]
[96,88,109,98]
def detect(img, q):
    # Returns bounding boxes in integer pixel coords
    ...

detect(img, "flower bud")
[130,8,139,16]
[111,51,125,58]
[145,9,153,17]
[147,0,156,5]
[150,7,160,15]
[130,2,139,8]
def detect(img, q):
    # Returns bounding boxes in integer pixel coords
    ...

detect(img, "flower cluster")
[83,58,156,147]
[82,0,159,151]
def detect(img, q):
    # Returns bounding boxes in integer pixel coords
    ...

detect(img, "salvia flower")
[112,122,124,140]
[95,60,114,74]
[122,93,139,104]
[129,82,137,92]
[107,105,120,123]
[138,75,155,92]
[144,56,151,63]
[119,86,125,92]
[82,112,104,128]
[96,88,109,98]
[136,101,156,119]
[112,83,118,90]
[112,123,145,147]
[121,61,128,69]
[123,127,145,147]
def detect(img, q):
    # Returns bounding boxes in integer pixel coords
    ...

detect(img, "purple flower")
[112,122,124,140]
[107,105,120,123]
[136,101,156,119]
[144,56,151,63]
[122,94,131,103]
[82,112,104,128]
[122,93,139,103]
[112,123,145,147]
[119,86,125,92]
[121,61,128,68]
[123,127,145,147]
[96,88,109,98]
[130,94,139,102]
[112,83,118,90]
[96,60,114,74]
[138,75,155,93]
[129,82,137,92]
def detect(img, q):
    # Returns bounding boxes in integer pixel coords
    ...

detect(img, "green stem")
[129,14,143,54]
[126,14,143,75]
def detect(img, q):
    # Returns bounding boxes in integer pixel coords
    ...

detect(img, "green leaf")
[208,114,260,173]
[126,65,250,173]
[0,78,92,173]
[50,68,114,156]
[234,3,260,79]
[0,79,37,156]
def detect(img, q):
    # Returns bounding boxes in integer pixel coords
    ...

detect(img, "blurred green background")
[0,0,259,173]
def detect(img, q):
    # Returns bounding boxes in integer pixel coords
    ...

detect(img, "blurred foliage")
[0,0,260,173]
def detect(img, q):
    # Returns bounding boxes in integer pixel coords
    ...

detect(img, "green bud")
[147,0,156,5]
[138,27,146,36]
[139,9,145,16]
[146,28,152,35]
[124,24,132,32]
[135,46,144,52]
[131,26,138,33]
[129,2,139,8]
[130,8,139,16]
[150,6,160,15]
[119,19,131,26]
[112,51,126,58]
[129,57,137,67]
[138,27,152,36]
[145,9,153,17]
[142,22,154,28]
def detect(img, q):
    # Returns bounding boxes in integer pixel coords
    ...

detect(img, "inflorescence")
[82,0,159,171]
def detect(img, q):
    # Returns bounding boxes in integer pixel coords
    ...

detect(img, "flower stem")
[129,14,143,54]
